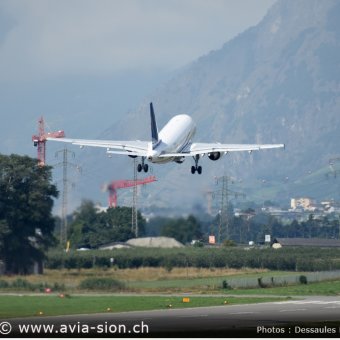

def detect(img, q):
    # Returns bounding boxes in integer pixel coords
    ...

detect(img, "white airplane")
[47,103,284,174]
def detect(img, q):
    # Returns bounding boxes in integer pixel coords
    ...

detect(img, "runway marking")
[274,301,307,304]
[293,301,335,305]
[275,300,340,305]
[178,314,208,318]
[324,306,340,309]
[228,312,257,315]
[279,308,307,313]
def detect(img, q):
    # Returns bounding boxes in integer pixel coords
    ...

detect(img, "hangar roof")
[273,238,340,247]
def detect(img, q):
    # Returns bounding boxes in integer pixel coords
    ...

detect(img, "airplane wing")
[46,137,149,157]
[159,142,285,158]
[189,142,285,153]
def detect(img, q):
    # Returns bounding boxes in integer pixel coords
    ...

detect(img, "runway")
[4,296,340,337]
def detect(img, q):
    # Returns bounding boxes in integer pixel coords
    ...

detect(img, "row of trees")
[66,200,340,248]
[146,215,202,244]
[46,247,340,272]
[67,201,203,248]
[209,210,340,245]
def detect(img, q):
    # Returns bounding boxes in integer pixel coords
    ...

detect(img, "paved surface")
[3,296,340,337]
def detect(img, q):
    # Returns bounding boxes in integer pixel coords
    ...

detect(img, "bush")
[0,279,65,292]
[164,261,173,273]
[11,278,33,289]
[222,280,231,290]
[222,240,237,247]
[299,275,308,285]
[52,282,66,291]
[257,277,267,288]
[0,280,9,288]
[79,278,124,291]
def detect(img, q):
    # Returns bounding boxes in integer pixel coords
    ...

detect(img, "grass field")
[0,267,269,292]
[1,267,340,319]
[1,268,340,295]
[229,280,340,296]
[0,295,288,319]
[126,270,308,291]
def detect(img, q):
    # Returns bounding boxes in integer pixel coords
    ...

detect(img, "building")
[290,197,316,211]
[98,242,132,250]
[98,237,184,249]
[127,237,184,248]
[272,237,340,249]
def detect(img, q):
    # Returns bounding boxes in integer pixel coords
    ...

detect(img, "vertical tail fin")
[150,102,159,148]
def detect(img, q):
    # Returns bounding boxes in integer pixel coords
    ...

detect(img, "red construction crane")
[103,176,157,208]
[32,117,65,166]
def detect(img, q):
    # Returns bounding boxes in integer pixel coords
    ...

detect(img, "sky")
[0,0,275,82]
[0,0,275,157]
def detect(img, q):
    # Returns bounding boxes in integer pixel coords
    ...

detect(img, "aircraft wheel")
[143,164,149,172]
[137,164,142,172]
[191,166,196,174]
[197,166,202,175]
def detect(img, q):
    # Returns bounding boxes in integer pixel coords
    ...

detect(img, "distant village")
[249,197,340,222]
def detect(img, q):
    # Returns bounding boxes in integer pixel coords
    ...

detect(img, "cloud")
[0,0,274,81]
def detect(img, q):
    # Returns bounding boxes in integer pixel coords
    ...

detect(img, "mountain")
[76,0,340,213]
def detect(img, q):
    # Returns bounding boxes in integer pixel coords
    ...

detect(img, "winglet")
[150,102,159,148]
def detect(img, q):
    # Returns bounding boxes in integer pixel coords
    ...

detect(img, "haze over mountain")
[76,0,340,212]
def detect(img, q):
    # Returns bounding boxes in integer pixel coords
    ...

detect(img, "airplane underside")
[136,154,203,174]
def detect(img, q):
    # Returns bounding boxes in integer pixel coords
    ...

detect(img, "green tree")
[161,215,202,244]
[68,200,100,248]
[0,154,58,274]
[104,207,145,242]
[68,202,145,248]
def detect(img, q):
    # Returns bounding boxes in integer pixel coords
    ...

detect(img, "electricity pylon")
[214,175,245,243]
[55,147,81,247]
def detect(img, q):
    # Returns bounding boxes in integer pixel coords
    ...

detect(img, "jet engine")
[174,157,185,164]
[208,152,221,161]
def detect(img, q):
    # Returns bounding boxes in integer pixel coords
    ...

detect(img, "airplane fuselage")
[147,114,196,164]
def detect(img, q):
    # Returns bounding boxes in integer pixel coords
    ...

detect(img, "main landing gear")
[137,157,149,173]
[191,154,202,174]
